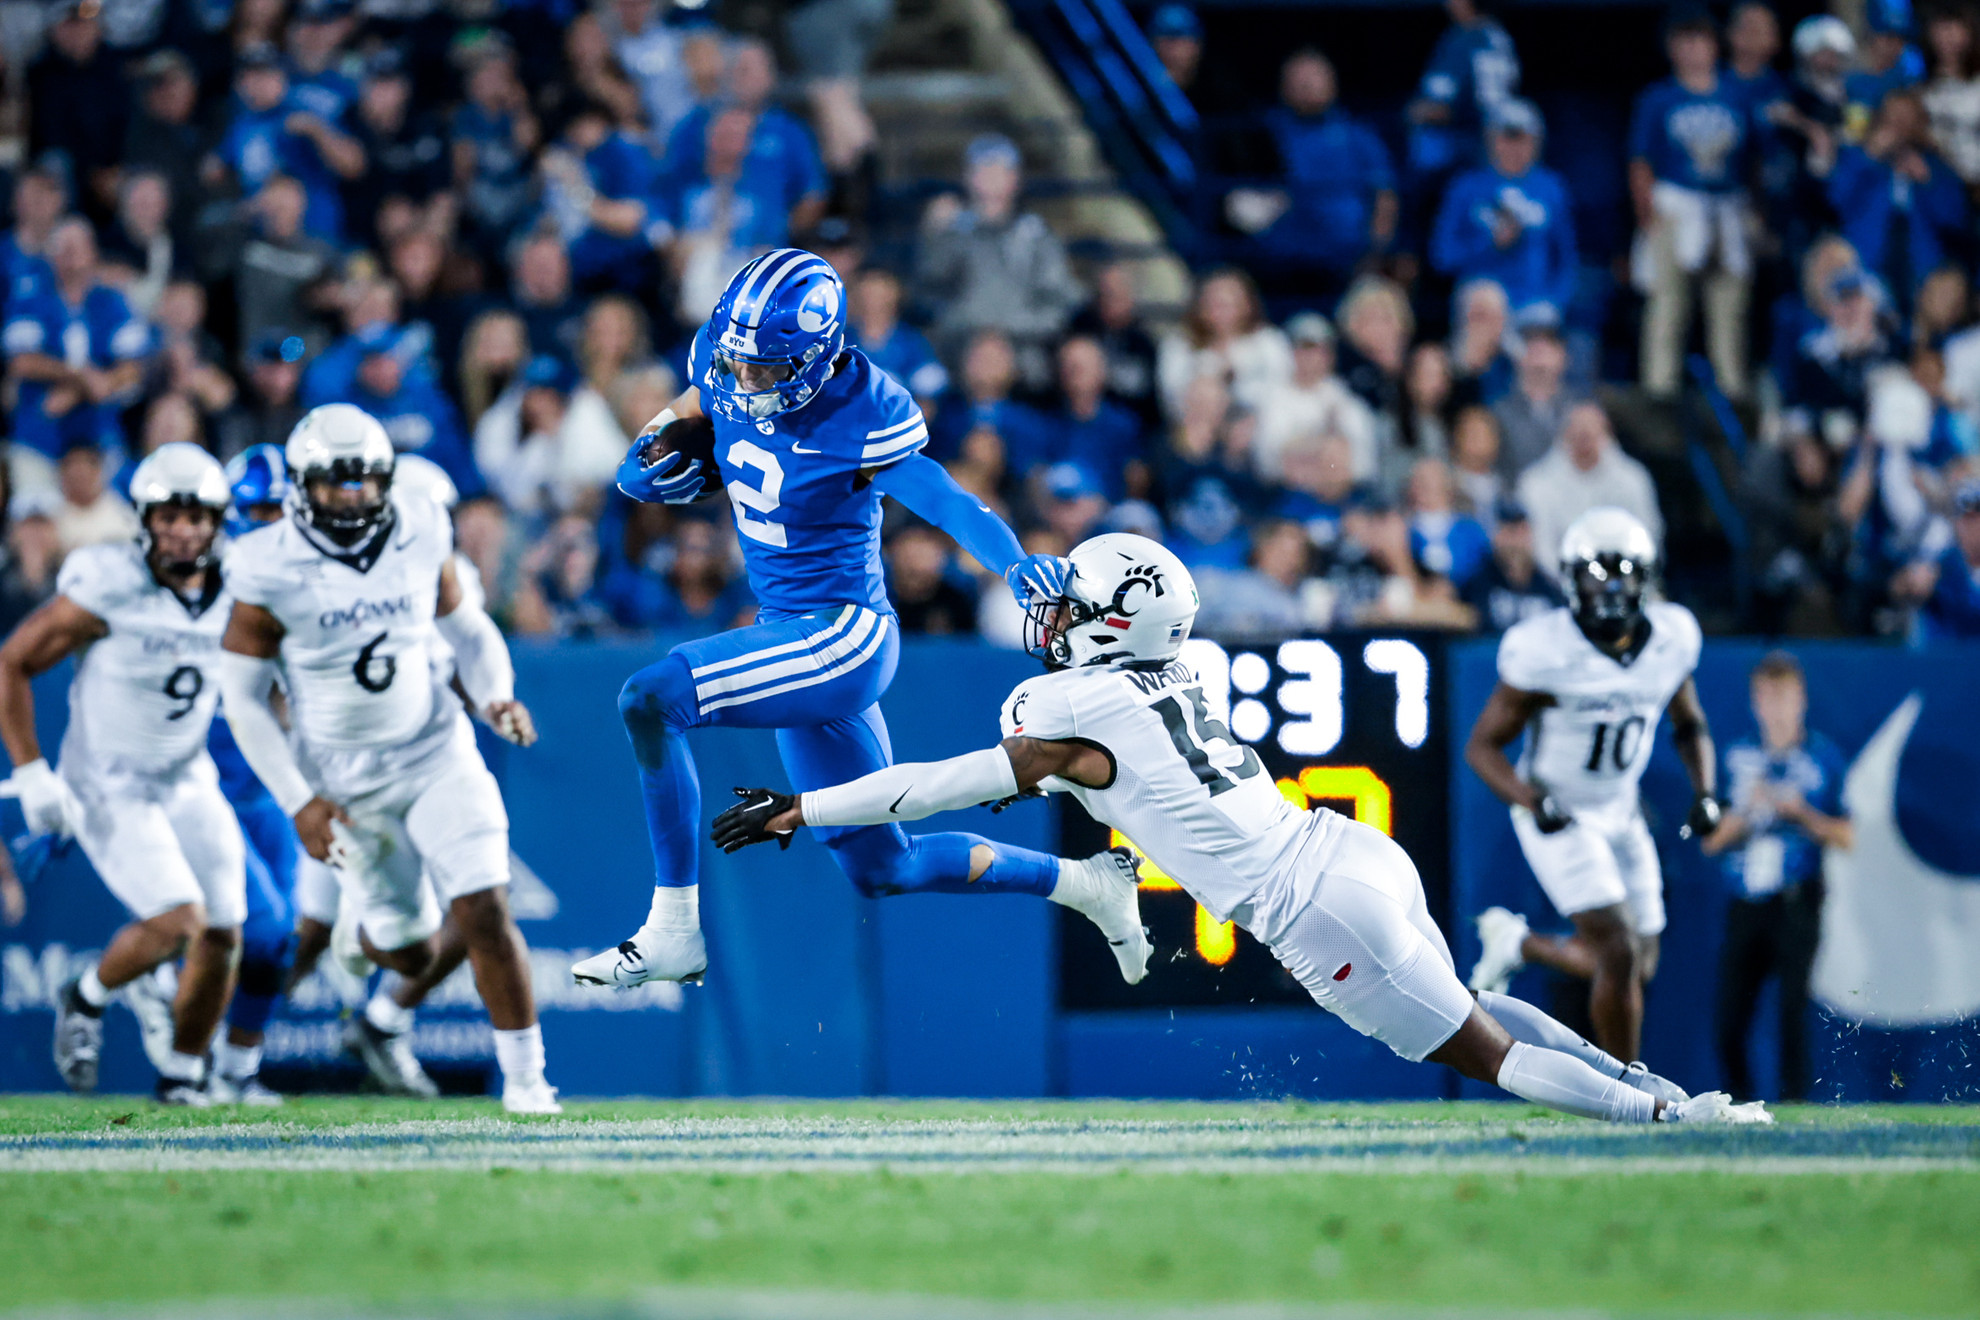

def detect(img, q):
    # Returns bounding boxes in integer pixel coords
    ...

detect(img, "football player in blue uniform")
[573,250,1150,988]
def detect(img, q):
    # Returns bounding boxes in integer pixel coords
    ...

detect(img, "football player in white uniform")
[0,444,243,1104]
[215,405,560,1114]
[712,533,1765,1124]
[1463,507,1723,1063]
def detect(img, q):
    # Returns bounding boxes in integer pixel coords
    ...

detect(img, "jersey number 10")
[1584,715,1647,773]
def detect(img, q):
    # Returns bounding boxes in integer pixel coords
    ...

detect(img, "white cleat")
[122,964,178,1076]
[1622,1061,1689,1104]
[208,1071,285,1107]
[1468,906,1529,994]
[1055,847,1153,985]
[1659,1090,1774,1125]
[502,1077,563,1115]
[330,910,373,980]
[571,927,707,988]
[343,1015,441,1098]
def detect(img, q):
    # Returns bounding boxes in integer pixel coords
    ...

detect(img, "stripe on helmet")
[731,248,819,328]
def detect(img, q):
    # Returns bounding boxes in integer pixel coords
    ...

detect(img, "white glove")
[0,759,83,838]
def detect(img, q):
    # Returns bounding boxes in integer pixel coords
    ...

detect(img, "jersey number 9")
[162,665,203,721]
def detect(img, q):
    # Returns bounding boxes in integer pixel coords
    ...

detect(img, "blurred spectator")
[1235,49,1396,287]
[233,174,340,359]
[0,459,51,633]
[1814,90,1966,320]
[1772,234,1862,391]
[99,172,179,319]
[1273,432,1357,549]
[1516,401,1664,580]
[452,41,541,258]
[474,353,627,519]
[286,0,360,123]
[1399,343,1456,480]
[1783,267,1894,446]
[887,524,979,636]
[1195,519,1325,640]
[1449,404,1507,517]
[460,309,532,430]
[1923,5,1980,188]
[146,280,237,419]
[1335,275,1414,424]
[1448,279,1516,407]
[541,15,646,143]
[604,0,697,145]
[661,39,827,237]
[541,101,662,295]
[390,230,475,391]
[1,166,65,306]
[339,324,481,496]
[511,513,612,637]
[1892,476,1980,636]
[1067,261,1161,428]
[608,365,680,454]
[944,424,1011,520]
[1724,2,1788,113]
[124,51,206,246]
[1837,364,1972,607]
[1431,99,1576,320]
[1039,336,1146,498]
[512,233,586,360]
[26,0,127,221]
[131,393,204,466]
[1329,493,1476,629]
[1405,0,1521,184]
[1157,268,1292,420]
[664,106,801,323]
[916,134,1082,376]
[1146,3,1241,119]
[301,278,418,407]
[208,43,364,243]
[579,294,659,405]
[599,513,755,633]
[1492,317,1576,477]
[1034,462,1110,550]
[848,266,947,405]
[1254,312,1377,483]
[1459,496,1566,629]
[216,332,308,458]
[1846,0,1928,135]
[1912,265,1970,353]
[1159,375,1260,569]
[1404,455,1491,589]
[53,442,139,553]
[929,329,1048,468]
[1743,423,1846,635]
[1702,651,1851,1103]
[345,49,452,247]
[3,220,149,477]
[1630,8,1756,399]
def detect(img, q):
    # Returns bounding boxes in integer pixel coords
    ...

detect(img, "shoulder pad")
[56,542,145,619]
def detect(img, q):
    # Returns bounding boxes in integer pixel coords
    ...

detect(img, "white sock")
[1477,991,1627,1079]
[160,1049,205,1083]
[365,993,414,1036]
[1495,1040,1655,1123]
[1046,857,1079,906]
[77,966,110,1010]
[644,884,699,933]
[214,1039,262,1079]
[492,1023,545,1083]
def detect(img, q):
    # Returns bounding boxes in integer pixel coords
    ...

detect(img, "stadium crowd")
[0,0,1977,647]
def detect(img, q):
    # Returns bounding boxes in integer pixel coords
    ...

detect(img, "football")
[635,415,724,500]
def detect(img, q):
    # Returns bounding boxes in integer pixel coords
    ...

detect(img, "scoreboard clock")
[1057,634,1453,1010]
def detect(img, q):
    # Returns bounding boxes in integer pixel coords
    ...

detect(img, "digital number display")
[1058,634,1452,1010]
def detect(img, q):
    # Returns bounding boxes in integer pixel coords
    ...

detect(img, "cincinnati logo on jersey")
[141,633,217,656]
[319,595,417,629]
[1569,693,1641,716]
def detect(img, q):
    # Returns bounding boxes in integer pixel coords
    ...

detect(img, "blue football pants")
[229,792,299,1036]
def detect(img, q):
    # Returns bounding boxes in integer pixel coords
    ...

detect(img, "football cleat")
[501,1077,563,1115]
[208,1071,285,1107]
[329,910,373,980]
[1468,906,1529,995]
[1622,1060,1689,1104]
[123,964,178,1076]
[1658,1090,1774,1125]
[343,1014,440,1098]
[155,1074,211,1108]
[1055,847,1153,985]
[571,927,707,988]
[52,977,103,1093]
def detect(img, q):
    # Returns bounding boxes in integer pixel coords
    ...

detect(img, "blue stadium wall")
[3,635,1977,1101]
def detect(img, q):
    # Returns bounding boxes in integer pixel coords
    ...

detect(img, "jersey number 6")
[354,630,397,694]
[725,440,787,548]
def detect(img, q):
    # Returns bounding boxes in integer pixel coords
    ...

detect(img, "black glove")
[1681,793,1724,840]
[1530,793,1575,835]
[988,787,1046,814]
[711,787,798,854]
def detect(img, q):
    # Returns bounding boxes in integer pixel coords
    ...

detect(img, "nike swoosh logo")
[889,788,910,814]
[791,441,822,454]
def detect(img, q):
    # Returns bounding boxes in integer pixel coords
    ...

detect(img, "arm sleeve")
[799,746,1018,827]
[216,652,315,816]
[869,454,1024,577]
[435,594,515,706]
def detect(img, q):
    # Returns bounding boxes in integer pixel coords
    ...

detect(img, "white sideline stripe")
[861,428,928,460]
[690,606,858,679]
[695,610,882,702]
[866,415,924,439]
[699,617,891,714]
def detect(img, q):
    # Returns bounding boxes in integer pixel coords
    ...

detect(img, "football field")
[2,1097,1976,1318]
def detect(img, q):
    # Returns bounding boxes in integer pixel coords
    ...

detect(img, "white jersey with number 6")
[226,491,458,784]
[1497,601,1702,825]
[56,541,231,779]
[1000,659,1346,943]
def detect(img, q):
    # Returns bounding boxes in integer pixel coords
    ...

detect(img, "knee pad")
[619,654,698,764]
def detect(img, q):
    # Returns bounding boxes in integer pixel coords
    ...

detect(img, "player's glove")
[1529,792,1574,835]
[712,787,798,854]
[1681,792,1724,840]
[988,786,1046,814]
[0,759,82,838]
[1005,554,1072,609]
[616,434,708,505]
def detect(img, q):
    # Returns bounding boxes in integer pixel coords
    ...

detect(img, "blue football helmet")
[702,248,846,421]
[225,443,294,536]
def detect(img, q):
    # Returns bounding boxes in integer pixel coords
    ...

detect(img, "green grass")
[3,1097,1977,1316]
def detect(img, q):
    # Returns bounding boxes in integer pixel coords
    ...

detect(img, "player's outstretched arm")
[1464,681,1569,830]
[867,456,1068,605]
[218,602,348,862]
[712,737,1112,853]
[435,558,535,746]
[0,597,104,835]
[1666,677,1723,839]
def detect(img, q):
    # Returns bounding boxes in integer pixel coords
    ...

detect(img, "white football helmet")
[393,452,459,510]
[1558,507,1658,645]
[129,441,231,574]
[1027,533,1199,669]
[285,403,396,544]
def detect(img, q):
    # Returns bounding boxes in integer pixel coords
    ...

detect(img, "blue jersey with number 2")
[690,327,927,618]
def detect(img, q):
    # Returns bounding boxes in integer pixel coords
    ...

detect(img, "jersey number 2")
[1584,716,1646,773]
[1154,689,1263,797]
[725,440,787,548]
